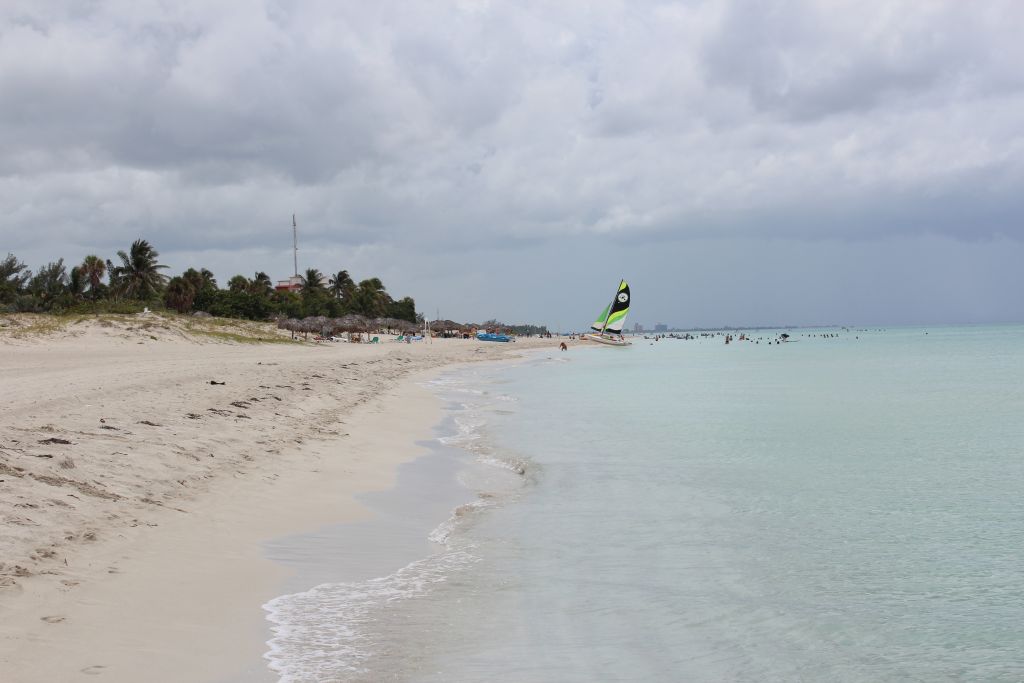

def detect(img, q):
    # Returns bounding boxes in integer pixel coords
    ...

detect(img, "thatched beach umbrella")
[312,316,333,337]
[297,317,317,339]
[373,317,402,334]
[336,314,368,331]
[332,314,368,340]
[277,317,301,339]
[383,317,407,334]
[429,319,462,336]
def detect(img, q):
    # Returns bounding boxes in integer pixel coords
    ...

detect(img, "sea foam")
[264,363,530,681]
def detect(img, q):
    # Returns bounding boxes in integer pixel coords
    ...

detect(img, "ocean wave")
[427,496,494,545]
[264,548,479,682]
[478,454,529,476]
[437,413,486,447]
[263,364,529,681]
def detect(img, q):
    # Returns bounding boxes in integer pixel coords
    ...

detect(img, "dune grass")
[0,312,298,344]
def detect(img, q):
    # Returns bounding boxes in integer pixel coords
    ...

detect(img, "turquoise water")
[267,325,1024,682]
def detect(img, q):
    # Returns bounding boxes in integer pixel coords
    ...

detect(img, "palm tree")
[298,268,325,295]
[181,267,216,295]
[67,266,87,299]
[164,276,195,313]
[227,274,249,293]
[352,278,391,317]
[108,239,168,300]
[250,271,273,296]
[328,269,355,301]
[0,253,31,303]
[28,259,68,307]
[80,255,106,296]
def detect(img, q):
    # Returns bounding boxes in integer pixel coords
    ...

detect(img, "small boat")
[582,279,632,347]
[477,332,514,343]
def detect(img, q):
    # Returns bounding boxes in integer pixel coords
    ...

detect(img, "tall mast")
[292,214,298,277]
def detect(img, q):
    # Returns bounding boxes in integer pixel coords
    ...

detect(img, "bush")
[64,300,159,315]
[13,295,42,313]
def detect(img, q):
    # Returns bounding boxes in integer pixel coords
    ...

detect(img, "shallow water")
[265,325,1024,682]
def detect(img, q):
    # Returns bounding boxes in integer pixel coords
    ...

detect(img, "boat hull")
[477,333,513,343]
[581,333,631,346]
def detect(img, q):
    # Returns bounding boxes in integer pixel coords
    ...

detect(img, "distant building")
[633,323,643,333]
[275,274,329,293]
[275,275,303,293]
[654,323,668,332]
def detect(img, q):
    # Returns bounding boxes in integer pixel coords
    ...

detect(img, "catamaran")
[582,279,632,346]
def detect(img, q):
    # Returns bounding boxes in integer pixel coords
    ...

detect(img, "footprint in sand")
[81,665,106,675]
[40,615,65,623]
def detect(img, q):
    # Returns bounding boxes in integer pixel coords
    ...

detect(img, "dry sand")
[0,313,558,681]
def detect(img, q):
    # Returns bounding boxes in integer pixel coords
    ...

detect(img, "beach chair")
[370,336,380,344]
[394,335,405,342]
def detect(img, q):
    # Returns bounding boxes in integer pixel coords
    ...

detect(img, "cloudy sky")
[2,0,1023,328]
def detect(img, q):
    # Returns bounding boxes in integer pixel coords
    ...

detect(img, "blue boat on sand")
[477,332,514,343]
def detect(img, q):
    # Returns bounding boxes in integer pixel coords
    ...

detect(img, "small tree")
[164,276,195,313]
[67,266,87,300]
[227,274,249,293]
[28,259,69,309]
[182,268,218,311]
[250,272,273,296]
[0,253,31,304]
[388,296,417,323]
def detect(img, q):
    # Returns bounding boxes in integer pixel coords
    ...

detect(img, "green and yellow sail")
[591,280,630,334]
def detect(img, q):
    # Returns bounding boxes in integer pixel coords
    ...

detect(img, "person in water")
[559,342,568,351]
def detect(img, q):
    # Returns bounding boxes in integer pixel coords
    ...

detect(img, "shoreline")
[0,316,558,681]
[261,357,538,681]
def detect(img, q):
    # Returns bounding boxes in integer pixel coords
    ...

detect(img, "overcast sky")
[2,0,1023,328]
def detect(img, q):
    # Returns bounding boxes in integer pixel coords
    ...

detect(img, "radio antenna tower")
[292,214,298,277]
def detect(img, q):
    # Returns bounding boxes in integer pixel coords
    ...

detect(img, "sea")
[263,325,1024,682]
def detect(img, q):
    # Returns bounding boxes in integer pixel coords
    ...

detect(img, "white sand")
[0,314,558,681]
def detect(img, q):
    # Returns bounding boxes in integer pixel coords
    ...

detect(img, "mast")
[292,214,298,277]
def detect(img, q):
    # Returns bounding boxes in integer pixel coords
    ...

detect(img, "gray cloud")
[2,0,1023,325]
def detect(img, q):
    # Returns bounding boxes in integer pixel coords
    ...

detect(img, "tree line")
[481,319,550,336]
[0,239,418,322]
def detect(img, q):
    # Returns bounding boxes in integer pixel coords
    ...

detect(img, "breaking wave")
[264,363,531,681]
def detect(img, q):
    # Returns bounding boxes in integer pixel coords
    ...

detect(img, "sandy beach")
[0,313,555,682]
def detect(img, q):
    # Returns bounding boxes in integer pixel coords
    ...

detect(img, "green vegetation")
[1,240,419,323]
[482,320,550,336]
[0,311,300,344]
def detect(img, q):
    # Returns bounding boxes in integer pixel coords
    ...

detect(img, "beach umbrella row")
[276,315,497,340]
[429,319,464,333]
[276,315,370,338]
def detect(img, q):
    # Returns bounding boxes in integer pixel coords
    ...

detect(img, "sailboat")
[582,280,632,346]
